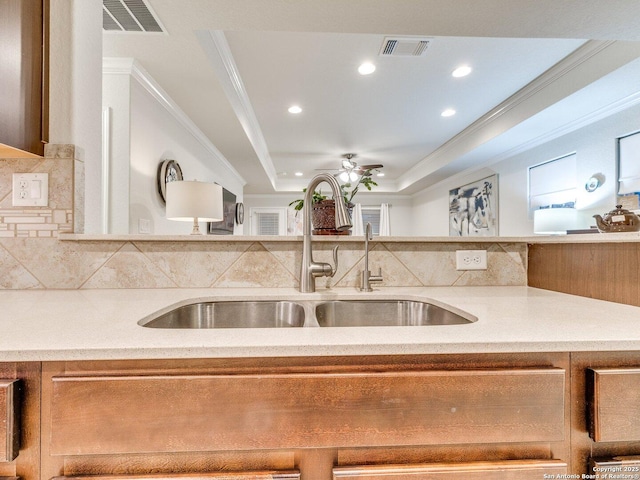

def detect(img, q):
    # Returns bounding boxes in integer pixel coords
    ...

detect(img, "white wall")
[103,62,245,235]
[411,102,640,236]
[243,192,414,236]
[49,0,102,233]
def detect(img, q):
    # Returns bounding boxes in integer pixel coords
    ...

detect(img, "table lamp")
[166,181,223,235]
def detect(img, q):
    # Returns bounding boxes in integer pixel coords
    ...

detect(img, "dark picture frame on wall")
[207,188,236,235]
[449,174,498,236]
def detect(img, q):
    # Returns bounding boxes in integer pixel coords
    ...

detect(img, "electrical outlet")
[456,250,487,270]
[12,173,48,206]
[138,218,152,234]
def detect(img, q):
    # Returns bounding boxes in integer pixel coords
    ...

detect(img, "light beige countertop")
[59,232,640,243]
[1,286,639,361]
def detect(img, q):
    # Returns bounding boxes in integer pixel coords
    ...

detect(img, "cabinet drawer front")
[0,380,20,463]
[53,473,299,480]
[590,457,640,476]
[588,368,640,442]
[50,369,564,455]
[333,460,568,479]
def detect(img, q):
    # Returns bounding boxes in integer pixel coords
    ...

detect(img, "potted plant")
[289,172,378,235]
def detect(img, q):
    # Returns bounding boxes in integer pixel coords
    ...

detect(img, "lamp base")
[190,218,202,235]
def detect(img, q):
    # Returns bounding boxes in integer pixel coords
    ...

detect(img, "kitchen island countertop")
[1,286,638,361]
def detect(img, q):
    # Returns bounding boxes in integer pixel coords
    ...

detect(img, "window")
[361,207,381,236]
[249,208,287,235]
[528,153,577,212]
[618,131,640,194]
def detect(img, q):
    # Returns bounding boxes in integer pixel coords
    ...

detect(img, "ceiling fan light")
[349,171,359,182]
[339,171,350,182]
[342,158,355,169]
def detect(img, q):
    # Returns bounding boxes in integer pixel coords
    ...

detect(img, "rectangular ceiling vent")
[380,37,431,56]
[103,0,165,33]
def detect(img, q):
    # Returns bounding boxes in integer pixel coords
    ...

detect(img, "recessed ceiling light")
[288,105,302,114]
[441,108,456,117]
[294,172,303,177]
[358,62,376,75]
[452,65,472,78]
[376,172,385,177]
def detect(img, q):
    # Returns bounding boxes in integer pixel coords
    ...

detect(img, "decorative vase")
[311,199,353,235]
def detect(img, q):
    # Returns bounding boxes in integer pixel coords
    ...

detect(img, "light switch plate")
[12,173,49,206]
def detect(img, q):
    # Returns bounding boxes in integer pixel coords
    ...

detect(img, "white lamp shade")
[166,181,223,222]
[533,207,577,235]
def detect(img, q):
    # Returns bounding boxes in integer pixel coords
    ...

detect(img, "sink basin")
[139,301,306,328]
[315,300,475,327]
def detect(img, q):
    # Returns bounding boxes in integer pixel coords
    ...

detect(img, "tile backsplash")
[0,237,526,289]
[0,143,527,290]
[0,144,75,237]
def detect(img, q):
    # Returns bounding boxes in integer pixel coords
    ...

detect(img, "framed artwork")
[449,174,498,236]
[208,188,236,235]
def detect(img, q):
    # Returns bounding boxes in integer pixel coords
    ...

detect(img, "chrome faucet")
[360,222,383,291]
[299,173,352,293]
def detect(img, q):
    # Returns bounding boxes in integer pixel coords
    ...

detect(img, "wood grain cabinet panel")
[590,456,640,476]
[587,368,640,442]
[333,459,568,479]
[0,380,21,463]
[49,369,565,455]
[0,0,48,156]
[53,473,299,480]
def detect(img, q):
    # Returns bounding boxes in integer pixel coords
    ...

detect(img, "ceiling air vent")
[379,36,431,56]
[103,0,165,33]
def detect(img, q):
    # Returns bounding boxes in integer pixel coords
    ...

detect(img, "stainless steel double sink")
[138,299,476,329]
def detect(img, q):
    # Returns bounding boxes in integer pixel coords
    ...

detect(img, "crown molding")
[398,40,640,192]
[197,30,279,189]
[102,57,246,187]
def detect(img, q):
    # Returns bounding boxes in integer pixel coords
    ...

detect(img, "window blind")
[361,208,381,236]
[529,153,577,211]
[255,212,280,235]
[618,131,640,194]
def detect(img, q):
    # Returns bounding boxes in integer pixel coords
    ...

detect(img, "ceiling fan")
[318,153,383,182]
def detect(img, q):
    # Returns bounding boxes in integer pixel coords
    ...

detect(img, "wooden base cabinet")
[0,363,40,480]
[333,460,568,479]
[572,352,640,474]
[587,367,640,442]
[52,474,300,480]
[0,380,20,463]
[40,354,570,480]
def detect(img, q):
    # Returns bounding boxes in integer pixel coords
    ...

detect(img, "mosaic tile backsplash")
[0,144,74,238]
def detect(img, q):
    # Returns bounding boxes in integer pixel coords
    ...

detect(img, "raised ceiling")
[103,0,640,195]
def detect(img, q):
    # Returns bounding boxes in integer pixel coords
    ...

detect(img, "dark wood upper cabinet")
[0,0,48,157]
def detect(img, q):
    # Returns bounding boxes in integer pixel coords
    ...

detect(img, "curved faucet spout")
[300,173,352,292]
[302,174,352,235]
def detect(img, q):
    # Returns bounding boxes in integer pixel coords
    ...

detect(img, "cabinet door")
[49,368,565,455]
[587,367,640,441]
[333,459,567,479]
[0,380,21,463]
[0,0,47,156]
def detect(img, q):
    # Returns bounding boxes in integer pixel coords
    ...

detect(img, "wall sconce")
[585,173,605,192]
[166,181,223,235]
[533,207,578,235]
